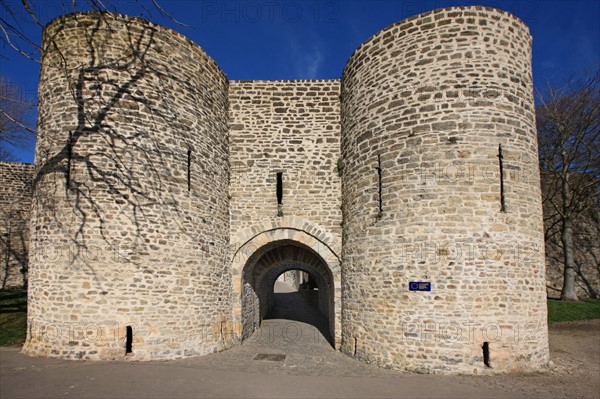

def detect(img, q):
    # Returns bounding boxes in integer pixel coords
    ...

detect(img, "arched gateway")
[230,222,341,348]
[23,7,549,373]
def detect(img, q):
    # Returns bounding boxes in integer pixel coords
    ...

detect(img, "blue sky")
[1,0,599,163]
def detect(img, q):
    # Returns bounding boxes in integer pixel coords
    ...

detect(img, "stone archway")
[230,222,341,348]
[241,241,335,344]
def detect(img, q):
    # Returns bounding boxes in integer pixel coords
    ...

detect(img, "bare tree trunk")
[1,218,11,289]
[538,71,600,302]
[560,217,578,300]
[560,171,578,301]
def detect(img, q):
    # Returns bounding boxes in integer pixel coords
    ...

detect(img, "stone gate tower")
[24,6,549,373]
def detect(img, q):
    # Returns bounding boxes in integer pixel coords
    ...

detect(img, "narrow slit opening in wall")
[482,341,490,367]
[276,172,283,205]
[66,132,73,190]
[187,148,192,192]
[377,155,383,214]
[498,144,506,212]
[125,326,133,354]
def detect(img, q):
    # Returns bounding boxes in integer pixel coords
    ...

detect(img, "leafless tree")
[537,69,600,301]
[0,0,185,61]
[1,2,200,270]
[0,1,184,162]
[0,77,35,161]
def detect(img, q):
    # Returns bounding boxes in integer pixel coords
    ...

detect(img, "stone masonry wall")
[545,214,600,299]
[21,6,551,374]
[23,12,232,360]
[0,162,34,288]
[228,80,342,234]
[340,6,548,373]
[228,80,342,343]
[278,270,303,290]
[542,173,600,299]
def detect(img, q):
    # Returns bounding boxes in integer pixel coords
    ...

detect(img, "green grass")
[0,288,27,346]
[547,298,600,323]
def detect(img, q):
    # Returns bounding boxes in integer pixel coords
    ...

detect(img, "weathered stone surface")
[0,162,33,288]
[23,12,232,361]
[542,172,599,299]
[228,80,342,346]
[340,6,549,373]
[1,6,556,374]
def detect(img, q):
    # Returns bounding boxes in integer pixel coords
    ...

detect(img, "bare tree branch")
[0,77,35,160]
[537,68,600,301]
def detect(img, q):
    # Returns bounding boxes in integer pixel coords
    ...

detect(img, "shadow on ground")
[264,282,333,347]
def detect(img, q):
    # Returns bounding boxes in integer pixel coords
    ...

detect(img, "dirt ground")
[456,319,600,398]
[1,315,598,398]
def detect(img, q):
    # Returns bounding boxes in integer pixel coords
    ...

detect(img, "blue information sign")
[409,282,431,291]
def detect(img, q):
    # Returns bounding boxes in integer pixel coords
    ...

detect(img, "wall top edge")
[43,11,229,81]
[341,5,532,80]
[43,6,530,85]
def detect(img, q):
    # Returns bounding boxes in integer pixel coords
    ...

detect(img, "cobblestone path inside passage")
[176,281,396,377]
[262,281,335,350]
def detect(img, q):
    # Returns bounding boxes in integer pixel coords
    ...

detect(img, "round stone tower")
[23,12,232,360]
[340,6,549,373]
[23,6,549,373]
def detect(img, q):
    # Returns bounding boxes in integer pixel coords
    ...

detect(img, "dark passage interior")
[265,277,333,346]
[241,240,335,347]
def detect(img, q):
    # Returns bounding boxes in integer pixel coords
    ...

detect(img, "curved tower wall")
[24,12,231,360]
[340,7,548,372]
[23,7,549,373]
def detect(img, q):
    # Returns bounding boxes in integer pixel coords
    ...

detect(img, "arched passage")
[267,268,332,345]
[266,265,329,326]
[230,224,341,348]
[241,240,335,345]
